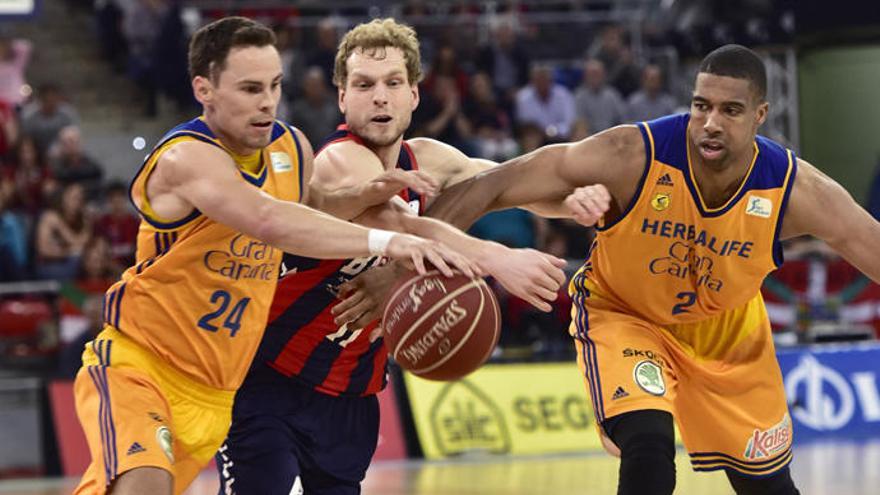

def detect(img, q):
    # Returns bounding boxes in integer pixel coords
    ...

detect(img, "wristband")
[368,229,396,256]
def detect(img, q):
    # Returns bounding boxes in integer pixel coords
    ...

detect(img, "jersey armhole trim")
[285,123,305,202]
[597,122,653,232]
[130,136,207,230]
[772,150,797,268]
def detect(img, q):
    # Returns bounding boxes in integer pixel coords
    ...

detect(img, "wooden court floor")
[0,441,876,494]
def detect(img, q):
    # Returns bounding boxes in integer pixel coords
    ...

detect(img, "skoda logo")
[785,355,855,431]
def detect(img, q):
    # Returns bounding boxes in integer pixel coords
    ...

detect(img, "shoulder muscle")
[313,139,383,190]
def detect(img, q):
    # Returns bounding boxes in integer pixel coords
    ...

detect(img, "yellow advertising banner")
[403,362,606,459]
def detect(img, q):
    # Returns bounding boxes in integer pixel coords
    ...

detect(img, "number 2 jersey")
[103,117,304,391]
[572,113,797,333]
[249,125,424,397]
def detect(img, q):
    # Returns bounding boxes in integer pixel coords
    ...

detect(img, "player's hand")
[480,244,567,312]
[363,169,439,205]
[385,233,482,278]
[333,262,401,329]
[565,184,611,227]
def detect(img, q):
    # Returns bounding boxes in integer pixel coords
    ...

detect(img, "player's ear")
[192,75,213,105]
[411,83,420,112]
[755,100,768,127]
[338,86,347,114]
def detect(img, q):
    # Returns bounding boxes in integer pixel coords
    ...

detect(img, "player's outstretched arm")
[314,138,568,312]
[290,127,439,220]
[425,125,646,230]
[781,158,880,282]
[151,140,471,274]
[354,199,568,312]
[409,137,574,218]
[309,169,442,220]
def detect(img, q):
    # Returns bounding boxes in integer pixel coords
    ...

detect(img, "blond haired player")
[72,16,476,495]
[217,18,567,495]
[426,45,880,494]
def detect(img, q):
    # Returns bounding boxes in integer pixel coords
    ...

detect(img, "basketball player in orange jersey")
[72,16,478,495]
[424,44,880,494]
[217,19,568,494]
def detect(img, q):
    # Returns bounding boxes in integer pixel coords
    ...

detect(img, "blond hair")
[333,18,422,88]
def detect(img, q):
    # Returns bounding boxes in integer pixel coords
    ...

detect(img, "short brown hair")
[333,18,422,88]
[188,16,276,81]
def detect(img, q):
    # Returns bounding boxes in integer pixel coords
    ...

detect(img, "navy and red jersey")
[250,125,424,397]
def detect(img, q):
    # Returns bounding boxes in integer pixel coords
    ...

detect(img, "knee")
[606,409,676,462]
[605,410,677,495]
[110,466,173,495]
[727,466,800,495]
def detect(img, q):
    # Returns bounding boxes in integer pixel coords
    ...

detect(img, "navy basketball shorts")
[216,372,380,495]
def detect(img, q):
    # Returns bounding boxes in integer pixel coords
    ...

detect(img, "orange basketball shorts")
[73,326,235,494]
[571,292,793,477]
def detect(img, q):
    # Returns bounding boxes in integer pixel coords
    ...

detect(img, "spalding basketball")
[382,270,501,381]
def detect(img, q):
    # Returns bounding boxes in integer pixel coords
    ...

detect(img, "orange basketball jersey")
[104,117,304,390]
[574,113,797,327]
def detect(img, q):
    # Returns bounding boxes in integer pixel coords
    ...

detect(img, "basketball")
[382,270,501,381]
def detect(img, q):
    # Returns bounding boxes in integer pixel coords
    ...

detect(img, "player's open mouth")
[371,115,392,123]
[700,141,724,159]
[252,121,273,128]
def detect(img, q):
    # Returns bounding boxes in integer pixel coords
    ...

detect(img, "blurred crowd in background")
[1,0,879,378]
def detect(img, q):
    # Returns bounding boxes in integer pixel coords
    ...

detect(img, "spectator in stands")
[2,137,55,216]
[306,17,340,87]
[515,64,576,141]
[94,0,128,73]
[0,184,28,281]
[626,64,678,122]
[477,17,530,109]
[517,122,547,154]
[96,181,139,267]
[0,99,18,159]
[275,23,306,101]
[574,58,626,133]
[547,217,595,260]
[460,72,517,161]
[57,295,104,379]
[469,208,547,251]
[287,67,339,145]
[469,119,550,251]
[121,0,167,117]
[20,83,79,155]
[34,182,92,280]
[422,45,469,99]
[589,24,641,97]
[75,235,119,291]
[152,0,193,114]
[0,34,32,107]
[49,125,104,198]
[57,236,119,356]
[411,75,473,154]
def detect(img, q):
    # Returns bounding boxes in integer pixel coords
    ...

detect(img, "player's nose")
[703,109,722,134]
[372,84,389,104]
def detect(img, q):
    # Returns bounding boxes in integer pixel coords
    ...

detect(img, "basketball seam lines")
[390,280,481,365]
[408,283,485,374]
